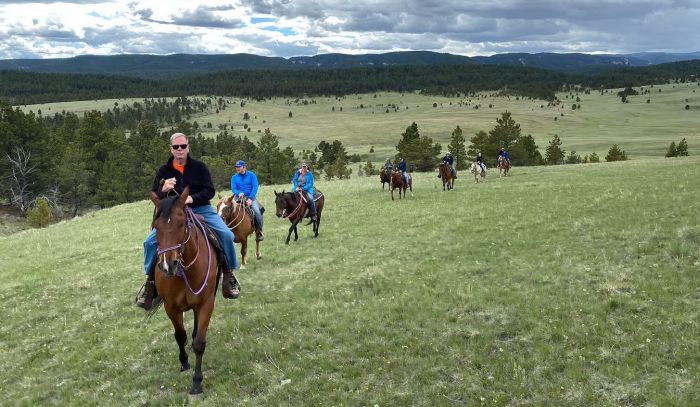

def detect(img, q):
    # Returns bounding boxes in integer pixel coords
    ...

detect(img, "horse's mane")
[156,196,179,220]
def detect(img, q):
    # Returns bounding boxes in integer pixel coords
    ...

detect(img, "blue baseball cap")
[234,160,246,167]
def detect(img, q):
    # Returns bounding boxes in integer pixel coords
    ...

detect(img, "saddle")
[192,213,228,270]
[300,190,323,203]
[233,199,265,229]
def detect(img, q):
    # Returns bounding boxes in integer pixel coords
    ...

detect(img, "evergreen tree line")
[0,101,357,220]
[2,60,698,105]
[34,96,218,131]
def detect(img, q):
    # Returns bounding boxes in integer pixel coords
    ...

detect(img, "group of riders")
[136,132,317,311]
[382,147,511,179]
[136,132,512,310]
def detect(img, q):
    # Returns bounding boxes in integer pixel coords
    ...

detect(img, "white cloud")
[0,0,698,59]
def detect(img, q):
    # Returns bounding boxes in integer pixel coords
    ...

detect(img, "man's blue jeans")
[249,199,263,230]
[143,205,238,276]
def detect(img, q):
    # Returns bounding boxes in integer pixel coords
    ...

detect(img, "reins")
[224,200,247,229]
[156,206,213,296]
[283,193,305,219]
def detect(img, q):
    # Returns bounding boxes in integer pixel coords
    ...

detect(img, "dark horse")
[380,168,391,189]
[149,187,221,395]
[498,155,511,177]
[216,195,261,267]
[390,170,412,200]
[438,162,454,191]
[274,189,325,244]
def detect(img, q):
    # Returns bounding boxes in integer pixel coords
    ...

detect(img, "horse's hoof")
[189,386,203,395]
[239,265,246,270]
[180,363,190,372]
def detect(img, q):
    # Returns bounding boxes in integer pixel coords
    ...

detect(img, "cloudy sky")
[1,0,698,59]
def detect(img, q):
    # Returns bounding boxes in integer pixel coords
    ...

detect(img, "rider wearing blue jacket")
[396,158,410,184]
[499,148,511,164]
[292,162,317,220]
[230,160,264,241]
[441,152,457,178]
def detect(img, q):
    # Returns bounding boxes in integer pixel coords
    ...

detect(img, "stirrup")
[255,230,264,242]
[135,280,159,310]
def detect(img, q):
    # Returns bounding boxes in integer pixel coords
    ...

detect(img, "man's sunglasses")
[171,144,188,150]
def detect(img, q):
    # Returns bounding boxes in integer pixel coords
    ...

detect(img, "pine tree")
[589,152,601,163]
[467,130,489,160]
[676,138,689,156]
[605,144,628,162]
[545,134,565,165]
[665,141,677,157]
[447,125,468,170]
[487,111,521,163]
[395,122,441,171]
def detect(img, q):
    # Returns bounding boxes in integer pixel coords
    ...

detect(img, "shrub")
[26,198,53,228]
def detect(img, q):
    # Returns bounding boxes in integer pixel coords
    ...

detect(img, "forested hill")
[2,60,699,105]
[2,51,700,78]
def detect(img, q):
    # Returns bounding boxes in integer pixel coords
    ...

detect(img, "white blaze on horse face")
[217,203,227,217]
[161,254,169,273]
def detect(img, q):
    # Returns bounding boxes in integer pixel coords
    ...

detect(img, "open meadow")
[1,157,698,405]
[19,81,700,161]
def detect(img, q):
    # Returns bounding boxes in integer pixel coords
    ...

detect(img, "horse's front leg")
[293,220,299,241]
[240,236,248,267]
[285,222,294,244]
[165,304,190,372]
[190,302,214,395]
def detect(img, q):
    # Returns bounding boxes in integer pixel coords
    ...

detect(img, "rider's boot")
[135,272,158,310]
[255,229,264,242]
[222,269,241,299]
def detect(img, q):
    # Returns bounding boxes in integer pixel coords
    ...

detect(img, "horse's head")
[274,190,289,218]
[216,195,236,223]
[150,187,190,277]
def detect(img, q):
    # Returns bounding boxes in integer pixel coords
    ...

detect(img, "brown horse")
[149,187,221,395]
[380,168,391,189]
[470,162,486,183]
[498,155,511,176]
[216,195,261,267]
[390,170,412,200]
[274,189,325,244]
[439,163,454,191]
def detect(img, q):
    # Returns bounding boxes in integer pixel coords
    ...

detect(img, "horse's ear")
[274,190,278,196]
[179,186,190,205]
[150,191,160,207]
[225,195,233,205]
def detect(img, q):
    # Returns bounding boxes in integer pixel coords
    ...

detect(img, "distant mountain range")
[1,51,699,79]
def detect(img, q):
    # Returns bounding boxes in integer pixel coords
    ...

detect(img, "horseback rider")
[475,152,486,172]
[136,133,240,311]
[499,147,511,165]
[396,157,410,184]
[292,162,317,221]
[439,151,457,179]
[383,158,393,172]
[230,160,264,242]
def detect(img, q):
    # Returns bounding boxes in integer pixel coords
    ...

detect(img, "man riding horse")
[230,160,264,242]
[498,147,511,165]
[437,152,457,179]
[136,132,240,311]
[396,157,411,185]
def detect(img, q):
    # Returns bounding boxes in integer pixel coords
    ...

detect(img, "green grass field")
[19,81,700,160]
[1,157,698,405]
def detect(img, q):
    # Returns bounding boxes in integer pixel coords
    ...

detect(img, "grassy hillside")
[20,81,700,161]
[1,157,698,405]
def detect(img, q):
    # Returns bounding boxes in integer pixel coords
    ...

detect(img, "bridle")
[156,206,213,296]
[221,199,247,229]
